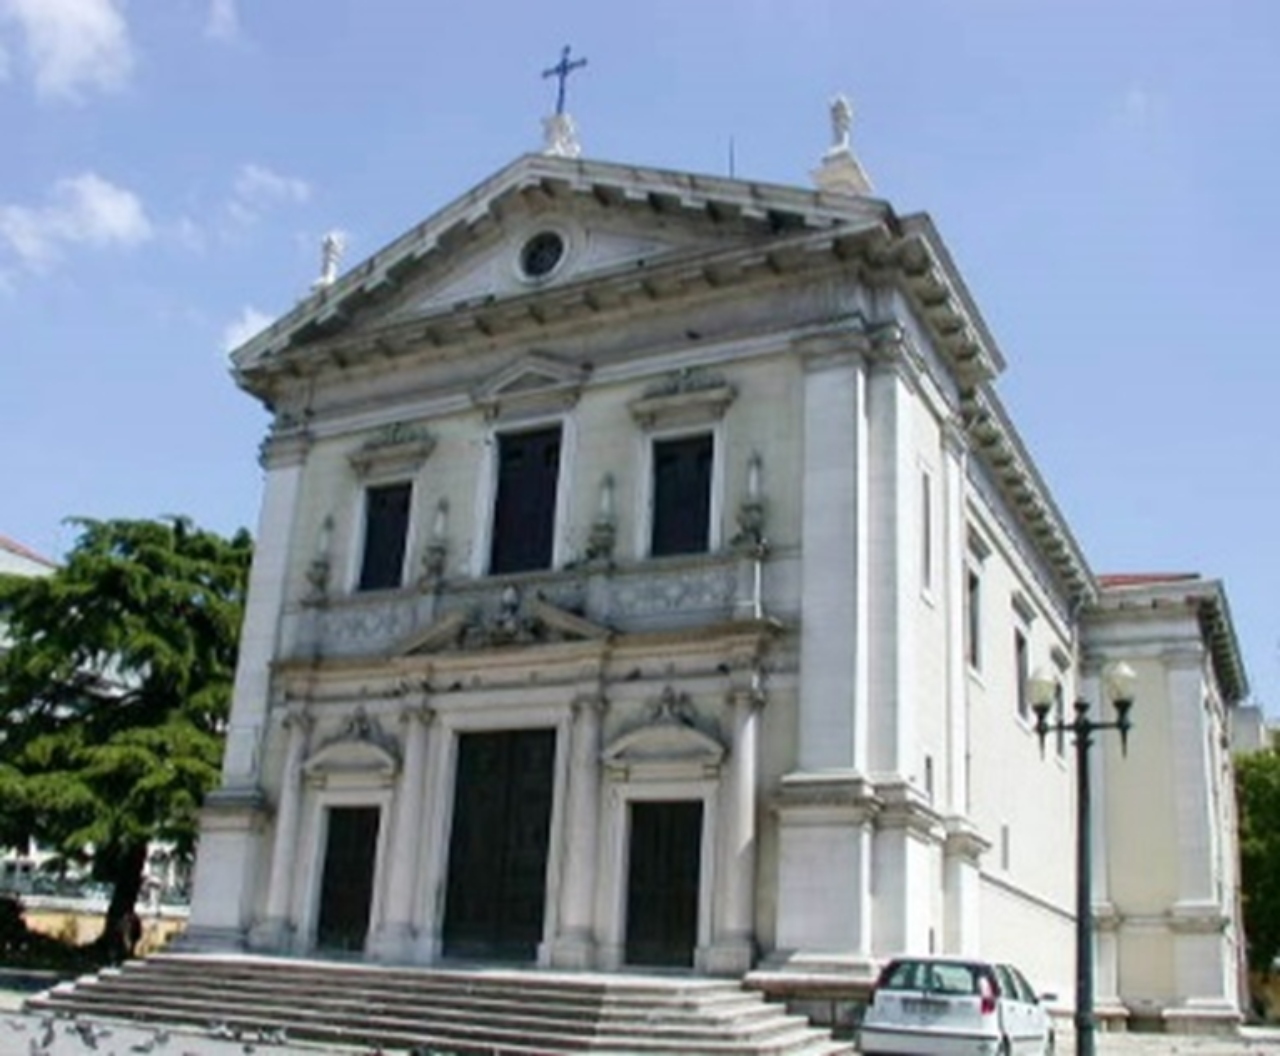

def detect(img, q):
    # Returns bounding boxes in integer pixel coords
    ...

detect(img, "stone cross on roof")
[542,45,587,116]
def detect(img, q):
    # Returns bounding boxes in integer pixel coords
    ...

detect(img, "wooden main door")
[625,800,703,967]
[442,729,556,961]
[314,805,381,952]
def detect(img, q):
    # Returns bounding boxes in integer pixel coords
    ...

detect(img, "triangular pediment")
[302,708,401,788]
[396,589,611,655]
[472,352,590,420]
[603,688,726,780]
[230,153,893,377]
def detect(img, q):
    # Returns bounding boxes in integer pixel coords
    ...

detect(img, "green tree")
[0,517,251,959]
[1237,746,1280,973]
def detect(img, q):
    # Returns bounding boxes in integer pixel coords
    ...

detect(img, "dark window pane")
[651,434,713,556]
[358,482,412,591]
[490,426,562,574]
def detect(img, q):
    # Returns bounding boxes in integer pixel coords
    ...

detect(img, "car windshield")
[879,960,983,996]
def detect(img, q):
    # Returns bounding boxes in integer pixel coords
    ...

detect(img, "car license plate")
[902,997,948,1020]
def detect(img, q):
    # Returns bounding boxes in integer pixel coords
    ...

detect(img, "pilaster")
[550,692,605,969]
[705,684,762,975]
[180,786,269,951]
[222,429,309,784]
[866,328,917,775]
[770,773,879,965]
[372,694,434,962]
[1166,650,1216,905]
[872,779,944,956]
[794,328,869,772]
[249,704,313,951]
[941,815,987,955]
[941,422,969,814]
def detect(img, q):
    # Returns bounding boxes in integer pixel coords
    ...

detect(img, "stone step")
[149,952,754,996]
[38,983,808,1043]
[118,958,769,1014]
[77,973,786,1031]
[27,954,855,1056]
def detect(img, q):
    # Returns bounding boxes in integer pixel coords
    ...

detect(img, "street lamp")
[1027,660,1137,1056]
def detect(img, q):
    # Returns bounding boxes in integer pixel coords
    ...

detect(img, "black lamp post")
[1027,660,1137,1056]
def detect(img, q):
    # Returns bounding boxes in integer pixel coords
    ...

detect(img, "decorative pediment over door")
[471,351,590,421]
[603,687,727,782]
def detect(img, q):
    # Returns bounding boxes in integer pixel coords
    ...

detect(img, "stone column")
[551,694,604,968]
[373,698,433,963]
[251,705,313,950]
[707,685,760,974]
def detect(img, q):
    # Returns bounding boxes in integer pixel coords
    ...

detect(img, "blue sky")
[4,1,1279,709]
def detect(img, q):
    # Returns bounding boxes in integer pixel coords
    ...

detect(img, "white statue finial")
[313,230,346,291]
[542,113,582,158]
[813,92,873,197]
[829,95,853,155]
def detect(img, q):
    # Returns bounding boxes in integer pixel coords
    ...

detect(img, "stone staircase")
[26,953,854,1055]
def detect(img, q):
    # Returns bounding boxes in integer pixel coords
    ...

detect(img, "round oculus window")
[519,231,566,279]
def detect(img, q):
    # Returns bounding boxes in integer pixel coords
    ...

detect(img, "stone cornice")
[1085,577,1248,704]
[962,385,1095,608]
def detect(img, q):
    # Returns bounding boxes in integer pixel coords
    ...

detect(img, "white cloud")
[0,0,134,101]
[226,163,311,227]
[0,172,152,270]
[204,0,239,42]
[233,163,311,209]
[222,304,272,353]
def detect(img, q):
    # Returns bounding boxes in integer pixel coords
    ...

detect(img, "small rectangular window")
[651,433,713,556]
[490,425,562,574]
[921,470,933,592]
[1015,629,1029,721]
[966,569,982,669]
[358,481,412,592]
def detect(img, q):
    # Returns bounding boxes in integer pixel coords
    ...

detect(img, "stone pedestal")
[181,786,269,951]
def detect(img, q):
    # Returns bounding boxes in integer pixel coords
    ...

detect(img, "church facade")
[186,107,1249,1030]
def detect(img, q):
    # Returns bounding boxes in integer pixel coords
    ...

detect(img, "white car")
[858,955,1056,1055]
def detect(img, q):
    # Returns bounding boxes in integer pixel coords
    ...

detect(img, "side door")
[1009,966,1051,1053]
[993,964,1031,1053]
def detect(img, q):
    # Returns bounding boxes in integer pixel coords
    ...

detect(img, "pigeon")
[7,1018,26,1032]
[261,1026,288,1044]
[131,1039,155,1054]
[208,1020,234,1040]
[152,1028,170,1047]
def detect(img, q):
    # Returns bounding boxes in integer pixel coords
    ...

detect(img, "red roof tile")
[0,534,57,569]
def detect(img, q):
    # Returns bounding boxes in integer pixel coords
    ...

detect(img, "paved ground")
[4,986,1280,1055]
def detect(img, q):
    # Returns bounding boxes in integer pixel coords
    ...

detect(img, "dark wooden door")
[442,729,556,961]
[489,426,562,574]
[314,805,380,952]
[625,800,702,967]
